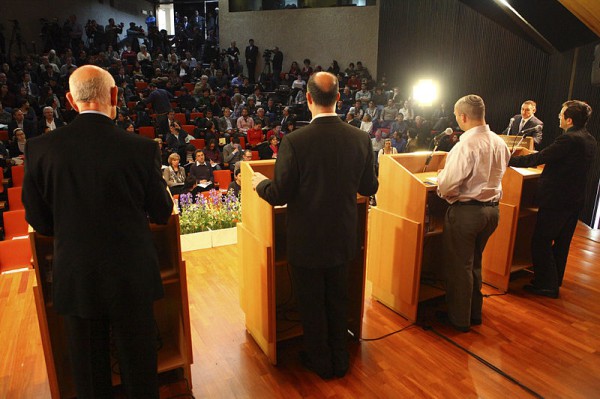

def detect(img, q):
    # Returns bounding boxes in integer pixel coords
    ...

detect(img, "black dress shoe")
[435,311,470,333]
[300,351,333,380]
[332,350,350,378]
[523,284,559,299]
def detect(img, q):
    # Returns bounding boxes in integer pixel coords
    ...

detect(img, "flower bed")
[178,189,241,251]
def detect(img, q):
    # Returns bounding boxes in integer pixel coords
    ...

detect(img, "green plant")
[178,189,241,234]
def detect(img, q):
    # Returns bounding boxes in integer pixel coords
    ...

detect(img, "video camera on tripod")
[263,49,273,62]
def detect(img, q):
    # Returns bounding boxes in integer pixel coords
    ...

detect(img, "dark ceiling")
[459,0,598,53]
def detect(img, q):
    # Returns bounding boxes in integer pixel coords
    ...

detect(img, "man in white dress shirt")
[436,94,510,332]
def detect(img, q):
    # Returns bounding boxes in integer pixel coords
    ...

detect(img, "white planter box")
[180,230,213,252]
[180,226,238,252]
[211,226,238,247]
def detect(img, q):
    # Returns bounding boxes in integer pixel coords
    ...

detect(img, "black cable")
[483,292,508,298]
[422,325,544,399]
[360,323,416,341]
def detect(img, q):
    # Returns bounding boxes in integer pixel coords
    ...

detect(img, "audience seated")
[189,149,214,191]
[163,152,186,195]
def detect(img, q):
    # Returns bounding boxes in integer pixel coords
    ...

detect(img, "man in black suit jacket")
[503,100,544,149]
[245,39,259,84]
[8,108,37,140]
[22,65,173,398]
[509,100,596,299]
[253,72,378,379]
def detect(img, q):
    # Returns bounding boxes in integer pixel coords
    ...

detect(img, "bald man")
[253,72,378,379]
[23,65,173,398]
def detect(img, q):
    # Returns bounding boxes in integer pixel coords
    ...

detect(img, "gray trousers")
[443,203,499,327]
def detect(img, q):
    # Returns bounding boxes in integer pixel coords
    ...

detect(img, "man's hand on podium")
[252,172,268,190]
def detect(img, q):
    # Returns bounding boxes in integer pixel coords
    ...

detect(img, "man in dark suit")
[22,65,173,398]
[8,108,37,140]
[509,100,597,299]
[503,100,544,150]
[245,39,259,84]
[252,72,378,379]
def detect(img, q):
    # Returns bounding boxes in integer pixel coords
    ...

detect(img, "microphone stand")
[511,132,528,155]
[423,139,441,173]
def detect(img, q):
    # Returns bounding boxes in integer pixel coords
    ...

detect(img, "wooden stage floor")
[1,223,599,398]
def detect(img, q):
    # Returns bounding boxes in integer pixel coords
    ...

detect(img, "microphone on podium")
[433,127,453,142]
[520,125,542,136]
[505,117,515,135]
[424,128,453,172]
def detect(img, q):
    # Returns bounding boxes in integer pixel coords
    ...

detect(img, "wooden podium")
[366,152,448,322]
[482,147,543,291]
[500,135,535,151]
[30,215,193,399]
[238,160,368,365]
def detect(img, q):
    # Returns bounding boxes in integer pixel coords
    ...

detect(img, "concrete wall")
[219,0,380,79]
[1,0,152,54]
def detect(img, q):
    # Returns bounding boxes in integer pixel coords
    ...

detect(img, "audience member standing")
[245,39,259,83]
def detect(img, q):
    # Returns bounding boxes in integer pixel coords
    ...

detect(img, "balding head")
[67,65,117,118]
[307,72,339,108]
[69,65,114,105]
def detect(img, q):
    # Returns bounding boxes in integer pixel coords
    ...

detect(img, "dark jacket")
[22,113,173,318]
[257,115,378,267]
[509,126,597,210]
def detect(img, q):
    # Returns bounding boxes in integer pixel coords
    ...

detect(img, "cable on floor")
[422,325,544,399]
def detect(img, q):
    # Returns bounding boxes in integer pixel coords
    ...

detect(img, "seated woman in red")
[246,120,265,148]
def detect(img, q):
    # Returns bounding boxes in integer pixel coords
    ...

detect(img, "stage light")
[413,79,438,107]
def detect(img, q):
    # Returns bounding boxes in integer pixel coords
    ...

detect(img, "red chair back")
[190,139,205,150]
[135,81,148,92]
[138,126,156,139]
[174,113,187,126]
[182,125,196,135]
[8,187,24,210]
[3,210,28,239]
[251,151,259,161]
[0,130,8,142]
[0,238,32,273]
[239,136,246,149]
[190,112,204,121]
[11,165,25,187]
[213,170,232,189]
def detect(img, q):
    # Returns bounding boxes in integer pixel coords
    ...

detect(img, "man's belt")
[454,199,499,207]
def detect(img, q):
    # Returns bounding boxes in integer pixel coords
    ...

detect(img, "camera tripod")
[259,55,272,88]
[8,20,29,58]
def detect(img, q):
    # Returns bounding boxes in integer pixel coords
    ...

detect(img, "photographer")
[105,18,124,49]
[272,47,283,88]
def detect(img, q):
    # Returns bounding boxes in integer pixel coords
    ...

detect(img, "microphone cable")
[360,322,416,341]
[421,325,544,399]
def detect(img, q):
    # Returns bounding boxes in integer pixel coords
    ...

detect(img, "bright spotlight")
[413,79,438,107]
